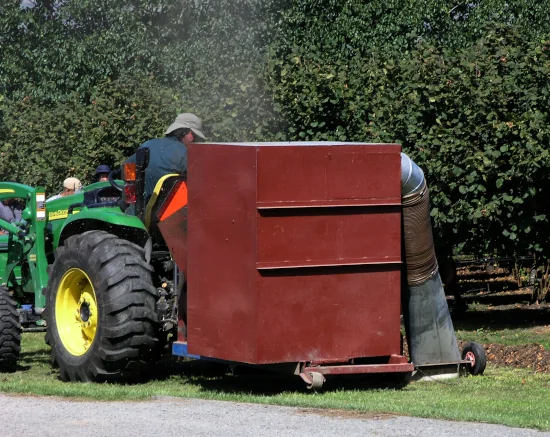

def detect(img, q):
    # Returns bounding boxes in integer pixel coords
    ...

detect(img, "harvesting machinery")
[0,142,486,387]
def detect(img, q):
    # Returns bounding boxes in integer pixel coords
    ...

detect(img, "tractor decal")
[48,208,80,220]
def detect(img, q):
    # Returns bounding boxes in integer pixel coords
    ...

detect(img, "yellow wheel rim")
[55,268,98,356]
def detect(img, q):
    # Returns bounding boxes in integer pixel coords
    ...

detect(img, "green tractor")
[0,151,180,381]
[0,182,48,371]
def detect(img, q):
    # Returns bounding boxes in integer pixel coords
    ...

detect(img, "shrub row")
[1,0,549,258]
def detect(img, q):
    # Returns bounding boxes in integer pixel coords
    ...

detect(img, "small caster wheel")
[307,372,325,390]
[461,342,487,375]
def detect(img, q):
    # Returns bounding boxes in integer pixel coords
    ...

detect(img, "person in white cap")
[46,177,82,202]
[126,113,205,200]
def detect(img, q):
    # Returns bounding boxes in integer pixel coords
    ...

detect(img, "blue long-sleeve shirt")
[0,202,22,223]
[126,136,187,199]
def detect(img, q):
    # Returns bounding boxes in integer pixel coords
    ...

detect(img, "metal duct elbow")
[401,152,425,198]
[400,152,461,366]
[400,153,438,285]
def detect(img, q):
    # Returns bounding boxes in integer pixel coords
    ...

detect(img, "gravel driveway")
[0,394,549,437]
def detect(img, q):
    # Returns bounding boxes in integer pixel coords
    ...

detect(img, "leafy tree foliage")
[267,1,550,257]
[0,0,286,191]
[1,78,181,189]
[1,0,550,261]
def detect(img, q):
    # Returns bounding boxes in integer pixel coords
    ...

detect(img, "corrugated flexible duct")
[400,153,461,365]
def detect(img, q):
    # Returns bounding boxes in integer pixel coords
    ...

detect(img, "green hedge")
[2,0,550,259]
[0,0,284,189]
[267,5,550,257]
[0,79,182,190]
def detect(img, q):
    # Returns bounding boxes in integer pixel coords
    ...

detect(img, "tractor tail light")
[123,162,137,182]
[124,183,136,204]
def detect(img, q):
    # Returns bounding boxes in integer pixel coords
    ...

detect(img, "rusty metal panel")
[158,206,188,276]
[255,265,401,363]
[257,144,401,207]
[303,362,415,375]
[256,206,401,268]
[186,142,403,364]
[186,144,259,362]
[158,206,189,343]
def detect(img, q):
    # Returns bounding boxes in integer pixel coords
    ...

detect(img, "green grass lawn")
[1,333,550,431]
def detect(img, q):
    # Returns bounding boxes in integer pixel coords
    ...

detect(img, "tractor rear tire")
[0,286,22,372]
[45,231,159,382]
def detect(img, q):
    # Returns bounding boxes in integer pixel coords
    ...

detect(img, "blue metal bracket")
[172,341,202,359]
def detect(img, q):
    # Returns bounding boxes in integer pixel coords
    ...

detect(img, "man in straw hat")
[46,177,82,202]
[126,113,205,200]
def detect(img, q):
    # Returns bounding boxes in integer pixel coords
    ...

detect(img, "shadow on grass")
[16,349,51,372]
[17,338,409,394]
[152,356,410,395]
[453,305,550,331]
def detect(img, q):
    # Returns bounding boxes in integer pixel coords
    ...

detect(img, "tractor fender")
[55,210,151,261]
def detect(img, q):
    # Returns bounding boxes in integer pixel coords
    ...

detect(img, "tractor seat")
[144,174,181,229]
[144,174,188,250]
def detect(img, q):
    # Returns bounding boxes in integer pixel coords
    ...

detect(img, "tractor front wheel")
[0,287,21,372]
[45,231,159,382]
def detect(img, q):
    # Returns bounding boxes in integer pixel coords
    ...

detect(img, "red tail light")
[124,183,136,204]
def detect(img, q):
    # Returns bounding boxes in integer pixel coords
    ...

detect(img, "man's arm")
[0,203,12,222]
[46,194,61,202]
